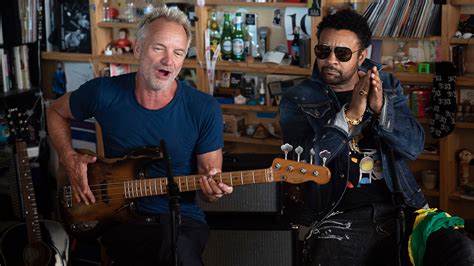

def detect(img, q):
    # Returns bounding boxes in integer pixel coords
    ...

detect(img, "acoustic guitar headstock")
[6,108,30,142]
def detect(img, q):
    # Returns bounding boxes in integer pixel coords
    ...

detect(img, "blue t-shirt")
[70,73,224,223]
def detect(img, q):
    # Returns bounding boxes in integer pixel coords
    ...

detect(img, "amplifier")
[198,153,282,213]
[198,182,281,213]
[202,226,301,266]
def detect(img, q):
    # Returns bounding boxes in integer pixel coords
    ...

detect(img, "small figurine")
[52,61,66,98]
[458,149,473,185]
[114,28,133,53]
[105,28,133,56]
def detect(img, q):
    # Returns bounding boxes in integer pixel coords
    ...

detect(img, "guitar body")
[0,220,69,266]
[58,149,160,236]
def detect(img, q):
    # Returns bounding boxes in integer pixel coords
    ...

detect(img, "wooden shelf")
[456,121,474,129]
[41,52,92,62]
[388,71,434,84]
[97,21,139,29]
[97,21,195,31]
[449,190,474,201]
[450,0,474,6]
[373,36,441,41]
[96,55,198,69]
[456,74,474,87]
[224,135,282,146]
[205,0,307,8]
[221,104,278,112]
[422,188,440,197]
[0,87,38,99]
[450,37,474,45]
[418,154,440,161]
[214,61,311,76]
[96,54,138,64]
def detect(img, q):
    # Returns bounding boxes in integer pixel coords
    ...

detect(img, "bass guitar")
[0,109,69,266]
[57,148,331,237]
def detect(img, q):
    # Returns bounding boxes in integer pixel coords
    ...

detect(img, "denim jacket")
[279,60,427,226]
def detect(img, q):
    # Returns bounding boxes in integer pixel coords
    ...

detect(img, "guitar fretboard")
[123,168,272,199]
[16,141,42,244]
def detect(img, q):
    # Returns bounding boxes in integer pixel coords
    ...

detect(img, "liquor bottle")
[221,12,233,61]
[208,9,221,57]
[232,13,245,61]
[102,0,112,22]
[291,26,300,66]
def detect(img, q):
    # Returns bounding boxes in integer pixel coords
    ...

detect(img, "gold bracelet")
[344,106,363,126]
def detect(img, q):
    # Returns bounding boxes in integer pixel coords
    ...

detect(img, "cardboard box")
[223,114,245,137]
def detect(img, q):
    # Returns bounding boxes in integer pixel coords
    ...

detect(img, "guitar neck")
[16,141,42,244]
[123,168,273,199]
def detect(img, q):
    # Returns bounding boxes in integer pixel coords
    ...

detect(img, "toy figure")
[458,149,473,185]
[114,28,133,53]
[52,61,66,98]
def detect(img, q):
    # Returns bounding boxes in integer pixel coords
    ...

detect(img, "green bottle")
[208,9,221,57]
[232,12,245,62]
[221,12,233,61]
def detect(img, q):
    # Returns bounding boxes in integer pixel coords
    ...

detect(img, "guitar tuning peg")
[295,146,303,162]
[281,143,294,160]
[310,148,315,165]
[281,143,289,160]
[319,150,331,167]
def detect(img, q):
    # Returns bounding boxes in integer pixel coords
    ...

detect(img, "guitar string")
[64,173,271,200]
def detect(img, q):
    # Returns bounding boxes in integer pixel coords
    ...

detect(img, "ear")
[358,48,368,66]
[133,40,140,59]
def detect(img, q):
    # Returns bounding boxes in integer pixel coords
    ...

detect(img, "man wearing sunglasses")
[279,8,473,266]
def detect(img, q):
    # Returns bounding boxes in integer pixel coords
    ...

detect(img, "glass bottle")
[232,12,245,61]
[208,9,221,58]
[125,0,136,23]
[394,41,407,71]
[102,0,112,22]
[291,26,300,66]
[143,0,154,16]
[221,12,233,61]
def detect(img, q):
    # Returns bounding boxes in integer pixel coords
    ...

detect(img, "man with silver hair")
[47,5,232,265]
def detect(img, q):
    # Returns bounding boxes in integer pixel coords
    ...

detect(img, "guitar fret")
[252,171,255,183]
[160,179,163,195]
[219,173,222,183]
[229,172,233,186]
[178,176,182,191]
[186,176,189,191]
[240,172,243,184]
[193,177,196,190]
[154,179,157,195]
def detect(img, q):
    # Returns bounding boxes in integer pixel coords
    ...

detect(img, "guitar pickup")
[61,186,73,208]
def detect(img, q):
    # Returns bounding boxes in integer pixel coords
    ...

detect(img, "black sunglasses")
[314,44,362,62]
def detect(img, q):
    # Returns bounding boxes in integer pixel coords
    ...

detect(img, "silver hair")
[136,5,192,48]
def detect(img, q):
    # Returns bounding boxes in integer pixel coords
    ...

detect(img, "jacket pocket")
[298,101,332,120]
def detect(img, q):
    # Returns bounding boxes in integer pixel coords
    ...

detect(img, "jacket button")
[340,174,345,179]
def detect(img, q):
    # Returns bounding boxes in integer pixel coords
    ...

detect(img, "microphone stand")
[387,146,405,266]
[161,139,180,266]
